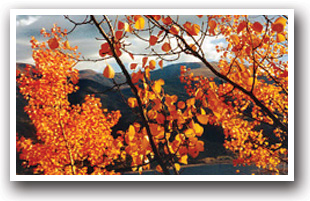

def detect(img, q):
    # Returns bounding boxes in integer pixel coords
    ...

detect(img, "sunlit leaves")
[252,22,263,33]
[47,38,59,50]
[272,17,287,33]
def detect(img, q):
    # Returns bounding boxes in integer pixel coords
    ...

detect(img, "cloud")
[16,16,41,27]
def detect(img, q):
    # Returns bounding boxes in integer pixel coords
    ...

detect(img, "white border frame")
[10,9,294,181]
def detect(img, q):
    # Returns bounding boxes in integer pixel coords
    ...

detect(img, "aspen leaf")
[162,42,171,52]
[197,114,208,125]
[237,21,247,34]
[162,16,172,25]
[115,31,123,40]
[193,123,204,137]
[128,97,137,108]
[175,163,181,172]
[253,22,263,33]
[103,64,115,79]
[118,21,125,30]
[184,128,195,138]
[159,60,163,69]
[179,155,188,164]
[156,165,163,173]
[142,57,148,68]
[124,22,132,32]
[149,35,158,46]
[47,38,59,50]
[276,33,286,42]
[272,17,286,33]
[196,141,204,152]
[149,60,156,70]
[130,63,138,70]
[208,20,216,34]
[64,40,70,49]
[170,25,180,35]
[177,101,185,109]
[134,16,145,30]
[231,35,240,45]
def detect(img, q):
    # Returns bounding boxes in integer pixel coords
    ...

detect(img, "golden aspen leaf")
[237,21,247,34]
[197,114,208,125]
[193,123,204,137]
[149,35,158,46]
[128,97,137,108]
[170,25,180,35]
[276,33,286,42]
[162,42,171,52]
[179,155,188,164]
[134,16,145,30]
[103,64,115,79]
[149,60,156,70]
[64,40,70,49]
[194,88,204,99]
[156,165,163,173]
[213,111,221,119]
[47,38,59,50]
[230,35,240,45]
[124,22,132,32]
[186,98,195,106]
[184,128,195,138]
[130,63,138,70]
[253,22,263,33]
[138,166,143,175]
[191,24,200,36]
[175,163,181,172]
[159,60,163,69]
[154,79,165,93]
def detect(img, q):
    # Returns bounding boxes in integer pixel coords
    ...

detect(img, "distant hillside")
[16,61,231,174]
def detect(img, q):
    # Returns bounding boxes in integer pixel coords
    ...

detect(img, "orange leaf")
[237,21,247,34]
[162,42,171,52]
[197,114,208,125]
[128,97,137,108]
[149,60,156,70]
[253,22,263,33]
[196,141,204,152]
[156,165,163,173]
[115,31,123,40]
[118,21,125,30]
[272,17,287,33]
[162,16,172,25]
[142,57,148,68]
[159,60,163,69]
[64,40,70,49]
[149,35,158,46]
[208,20,216,35]
[170,25,180,35]
[103,64,115,79]
[130,63,138,70]
[177,101,185,109]
[134,16,145,30]
[47,38,59,50]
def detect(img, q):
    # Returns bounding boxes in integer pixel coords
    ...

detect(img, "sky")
[16,15,226,73]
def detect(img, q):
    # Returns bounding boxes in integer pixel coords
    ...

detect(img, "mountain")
[15,61,231,174]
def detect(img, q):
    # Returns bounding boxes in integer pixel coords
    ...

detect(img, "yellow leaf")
[179,155,188,164]
[128,97,137,108]
[103,64,115,79]
[230,35,240,45]
[193,123,204,137]
[134,17,145,30]
[184,128,195,138]
[175,163,181,172]
[277,33,286,42]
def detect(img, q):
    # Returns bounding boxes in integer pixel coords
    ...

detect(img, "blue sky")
[16,15,227,73]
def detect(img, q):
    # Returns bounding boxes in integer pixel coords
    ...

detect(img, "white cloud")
[16,16,41,27]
